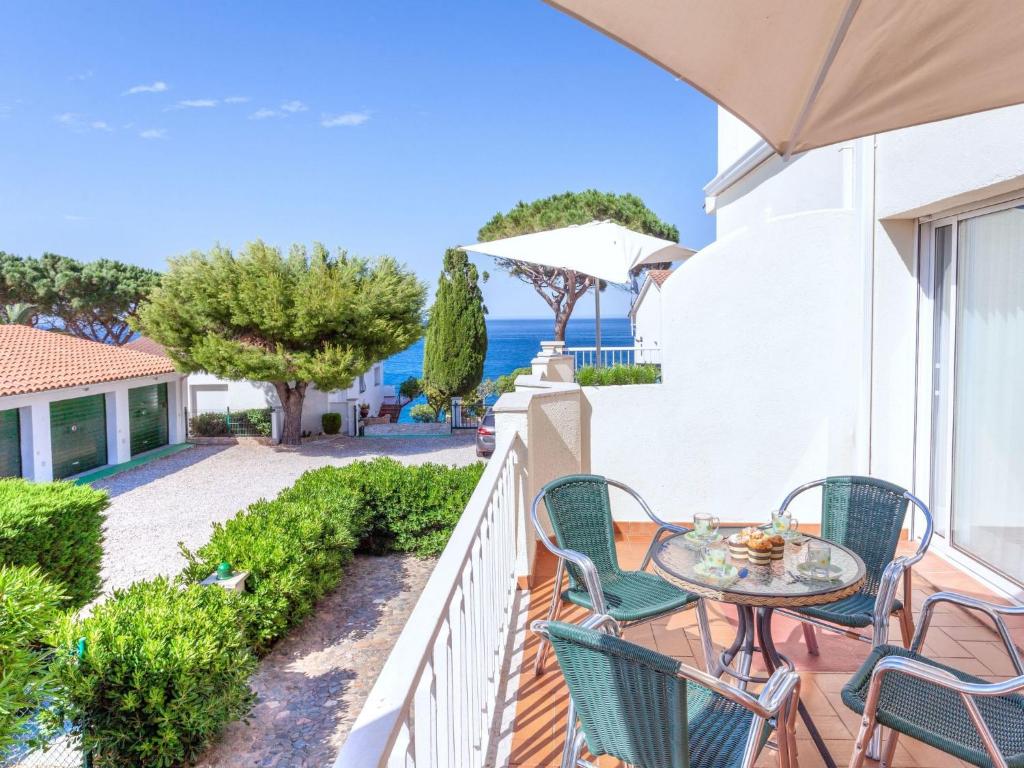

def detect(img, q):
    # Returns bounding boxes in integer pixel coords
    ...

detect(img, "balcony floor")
[503,533,1024,768]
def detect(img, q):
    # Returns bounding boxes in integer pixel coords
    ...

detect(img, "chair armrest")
[675,662,799,719]
[605,477,686,534]
[913,591,1024,675]
[873,556,911,625]
[871,654,1024,697]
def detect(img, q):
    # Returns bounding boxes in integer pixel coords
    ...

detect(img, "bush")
[0,479,107,608]
[321,412,342,435]
[410,403,436,422]
[240,408,272,437]
[575,363,660,386]
[0,566,65,755]
[48,578,255,768]
[180,498,358,654]
[189,411,229,437]
[284,458,486,557]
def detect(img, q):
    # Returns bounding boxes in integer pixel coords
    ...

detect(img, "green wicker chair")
[776,476,933,652]
[534,614,801,768]
[531,474,710,676]
[843,591,1024,768]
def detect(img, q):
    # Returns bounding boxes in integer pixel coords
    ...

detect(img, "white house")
[0,326,187,482]
[127,337,394,437]
[628,268,672,362]
[582,104,1024,600]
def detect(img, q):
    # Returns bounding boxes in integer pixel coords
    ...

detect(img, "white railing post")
[334,433,524,768]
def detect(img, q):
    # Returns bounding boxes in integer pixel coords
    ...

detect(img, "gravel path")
[92,434,477,593]
[194,553,434,768]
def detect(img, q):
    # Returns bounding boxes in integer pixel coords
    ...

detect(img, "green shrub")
[48,578,255,768]
[575,363,660,386]
[189,411,229,436]
[321,412,342,435]
[410,403,436,423]
[0,479,107,608]
[284,458,485,557]
[180,498,358,654]
[0,565,65,755]
[240,408,272,437]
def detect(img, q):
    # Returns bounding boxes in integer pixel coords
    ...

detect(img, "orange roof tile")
[125,335,169,358]
[0,325,178,398]
[648,268,673,287]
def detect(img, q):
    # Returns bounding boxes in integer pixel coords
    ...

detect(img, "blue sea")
[385,317,633,421]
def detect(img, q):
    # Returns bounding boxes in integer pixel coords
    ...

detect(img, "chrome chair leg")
[560,699,583,768]
[849,712,877,768]
[880,728,900,768]
[534,559,565,676]
[695,599,718,676]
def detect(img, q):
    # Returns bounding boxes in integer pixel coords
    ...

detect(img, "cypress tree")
[422,248,488,417]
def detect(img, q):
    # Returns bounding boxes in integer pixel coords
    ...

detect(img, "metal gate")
[0,408,20,478]
[128,383,169,456]
[49,395,107,480]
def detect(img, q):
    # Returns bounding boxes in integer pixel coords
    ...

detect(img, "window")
[923,200,1024,584]
[359,374,366,394]
[374,365,382,386]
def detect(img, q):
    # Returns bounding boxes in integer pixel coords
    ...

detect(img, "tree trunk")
[553,307,571,341]
[274,381,307,446]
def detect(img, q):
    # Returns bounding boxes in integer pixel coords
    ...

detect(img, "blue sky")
[0,2,717,320]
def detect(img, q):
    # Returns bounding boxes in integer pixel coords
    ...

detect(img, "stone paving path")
[195,553,436,768]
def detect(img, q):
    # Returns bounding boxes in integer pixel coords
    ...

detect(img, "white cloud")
[69,69,94,82]
[56,112,79,124]
[248,108,279,120]
[139,128,167,140]
[321,111,370,128]
[167,98,218,110]
[124,81,168,95]
[224,96,249,104]
[90,120,113,131]
[280,100,308,113]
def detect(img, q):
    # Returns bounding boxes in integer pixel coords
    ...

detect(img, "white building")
[0,326,187,482]
[127,337,394,438]
[629,268,672,361]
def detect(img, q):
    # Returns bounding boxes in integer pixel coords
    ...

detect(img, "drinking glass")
[693,513,720,539]
[771,511,799,537]
[806,540,832,578]
[702,540,728,576]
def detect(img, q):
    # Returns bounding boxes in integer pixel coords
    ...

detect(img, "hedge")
[0,565,65,755]
[0,479,107,608]
[575,363,660,386]
[48,578,256,768]
[179,497,358,654]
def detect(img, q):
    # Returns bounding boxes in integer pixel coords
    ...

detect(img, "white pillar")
[106,389,132,465]
[26,403,53,482]
[166,377,187,444]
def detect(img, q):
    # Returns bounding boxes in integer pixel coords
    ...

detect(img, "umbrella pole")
[594,280,602,369]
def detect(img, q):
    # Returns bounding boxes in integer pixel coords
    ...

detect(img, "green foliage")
[0,251,160,344]
[0,302,36,325]
[398,375,422,403]
[410,403,437,423]
[321,412,342,434]
[477,190,678,340]
[283,459,486,557]
[189,411,229,437]
[180,498,358,654]
[136,241,426,444]
[423,248,488,406]
[0,479,107,608]
[0,566,65,755]
[240,408,272,437]
[481,366,532,398]
[48,578,256,767]
[575,364,660,386]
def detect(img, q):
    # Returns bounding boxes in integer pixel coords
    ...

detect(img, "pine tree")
[422,248,488,418]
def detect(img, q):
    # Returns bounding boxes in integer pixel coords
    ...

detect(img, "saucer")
[796,562,842,580]
[683,530,723,549]
[694,561,740,587]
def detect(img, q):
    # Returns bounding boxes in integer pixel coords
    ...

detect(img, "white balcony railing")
[566,345,661,369]
[335,431,524,768]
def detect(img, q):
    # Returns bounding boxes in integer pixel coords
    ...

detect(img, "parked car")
[476,408,495,457]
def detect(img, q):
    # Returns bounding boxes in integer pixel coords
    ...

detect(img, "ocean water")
[385,316,633,421]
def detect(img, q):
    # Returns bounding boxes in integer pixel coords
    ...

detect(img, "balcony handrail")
[334,430,524,768]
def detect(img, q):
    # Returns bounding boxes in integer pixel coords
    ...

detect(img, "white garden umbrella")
[461,220,694,364]
[544,0,1024,158]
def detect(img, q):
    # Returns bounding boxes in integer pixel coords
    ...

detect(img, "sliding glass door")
[926,202,1024,584]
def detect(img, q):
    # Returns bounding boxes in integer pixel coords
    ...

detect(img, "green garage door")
[0,409,20,478]
[50,395,107,479]
[129,383,168,456]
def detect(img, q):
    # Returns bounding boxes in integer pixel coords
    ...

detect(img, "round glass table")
[652,528,866,768]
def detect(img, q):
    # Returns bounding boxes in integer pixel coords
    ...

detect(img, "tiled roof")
[125,335,169,358]
[0,325,177,398]
[648,268,673,287]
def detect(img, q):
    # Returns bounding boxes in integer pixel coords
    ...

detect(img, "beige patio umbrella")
[544,0,1024,157]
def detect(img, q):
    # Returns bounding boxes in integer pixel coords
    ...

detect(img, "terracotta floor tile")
[956,641,1021,676]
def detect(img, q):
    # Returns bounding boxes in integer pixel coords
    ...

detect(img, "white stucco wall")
[631,283,663,352]
[0,372,186,482]
[717,109,762,169]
